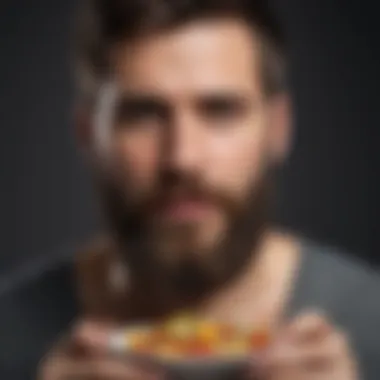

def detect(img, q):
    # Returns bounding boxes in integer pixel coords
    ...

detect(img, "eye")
[115,98,168,127]
[199,96,249,123]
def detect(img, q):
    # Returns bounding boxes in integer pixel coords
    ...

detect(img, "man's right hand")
[38,320,163,380]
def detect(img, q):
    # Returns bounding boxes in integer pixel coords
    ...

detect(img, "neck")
[196,230,302,329]
[119,229,301,327]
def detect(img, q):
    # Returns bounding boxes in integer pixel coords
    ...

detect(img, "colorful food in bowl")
[111,313,271,362]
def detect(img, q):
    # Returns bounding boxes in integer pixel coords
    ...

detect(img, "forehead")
[112,19,263,97]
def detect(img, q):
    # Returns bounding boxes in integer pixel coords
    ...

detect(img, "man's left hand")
[248,311,359,380]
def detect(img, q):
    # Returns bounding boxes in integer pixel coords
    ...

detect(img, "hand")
[249,311,359,380]
[38,320,164,380]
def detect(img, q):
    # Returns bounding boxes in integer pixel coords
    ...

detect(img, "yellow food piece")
[217,339,249,356]
[163,313,197,339]
[196,321,221,344]
[128,331,149,347]
[155,344,183,359]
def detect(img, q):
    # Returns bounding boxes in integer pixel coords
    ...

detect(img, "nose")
[163,112,203,174]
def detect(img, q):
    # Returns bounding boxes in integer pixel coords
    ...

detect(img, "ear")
[268,93,293,164]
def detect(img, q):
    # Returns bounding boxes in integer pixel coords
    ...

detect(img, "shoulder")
[0,236,124,377]
[302,240,380,309]
[299,240,380,319]
[0,252,77,377]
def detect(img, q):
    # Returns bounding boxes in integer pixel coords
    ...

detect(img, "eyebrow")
[114,94,170,122]
[116,90,254,104]
[116,93,168,106]
[196,93,252,104]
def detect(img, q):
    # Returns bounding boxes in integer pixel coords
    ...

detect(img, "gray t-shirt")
[288,240,380,379]
[0,239,379,379]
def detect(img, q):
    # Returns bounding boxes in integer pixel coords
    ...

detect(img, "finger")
[43,357,163,380]
[262,330,350,372]
[73,320,113,355]
[73,322,141,359]
[71,321,166,375]
[247,358,303,380]
[84,358,163,380]
[282,311,332,343]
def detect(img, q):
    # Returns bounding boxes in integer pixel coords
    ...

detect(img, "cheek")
[205,124,269,199]
[110,132,160,195]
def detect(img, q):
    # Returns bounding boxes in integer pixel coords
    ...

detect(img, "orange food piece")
[148,330,166,345]
[133,342,153,354]
[249,330,271,350]
[218,339,248,356]
[156,344,183,359]
[196,321,221,345]
[187,339,213,356]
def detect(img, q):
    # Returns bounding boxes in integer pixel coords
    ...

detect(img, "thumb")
[72,320,115,355]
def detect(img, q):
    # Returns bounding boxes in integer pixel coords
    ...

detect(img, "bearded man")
[6,0,380,379]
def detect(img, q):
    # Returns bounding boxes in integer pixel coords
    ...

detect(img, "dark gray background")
[1,0,379,281]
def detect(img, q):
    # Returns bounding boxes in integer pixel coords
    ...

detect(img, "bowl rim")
[109,323,259,365]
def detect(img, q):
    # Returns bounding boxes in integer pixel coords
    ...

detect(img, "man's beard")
[97,168,273,311]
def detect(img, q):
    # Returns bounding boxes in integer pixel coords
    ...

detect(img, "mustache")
[138,174,239,216]
[97,169,255,232]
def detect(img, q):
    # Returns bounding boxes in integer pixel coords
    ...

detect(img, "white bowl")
[159,356,251,380]
[125,353,252,380]
[109,326,256,380]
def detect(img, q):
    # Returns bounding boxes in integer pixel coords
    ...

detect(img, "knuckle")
[293,310,330,329]
[309,311,330,326]
[334,330,349,349]
[37,353,63,380]
[36,363,51,380]
[324,329,350,359]
[301,310,326,320]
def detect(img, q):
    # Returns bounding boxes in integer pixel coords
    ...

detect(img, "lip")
[156,200,211,221]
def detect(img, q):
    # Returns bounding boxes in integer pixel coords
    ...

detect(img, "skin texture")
[38,18,358,380]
